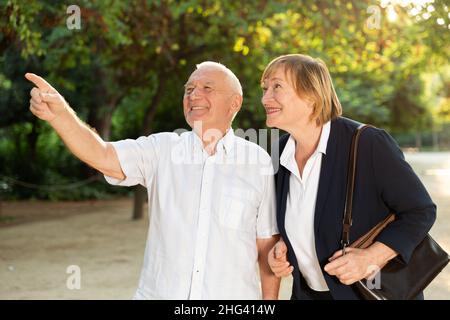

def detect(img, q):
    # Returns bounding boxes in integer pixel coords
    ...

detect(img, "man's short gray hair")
[196,61,243,96]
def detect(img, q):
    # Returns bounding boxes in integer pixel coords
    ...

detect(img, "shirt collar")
[279,120,331,166]
[217,128,235,155]
[279,135,296,168]
[191,128,235,155]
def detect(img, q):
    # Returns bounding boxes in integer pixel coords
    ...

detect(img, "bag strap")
[341,124,375,253]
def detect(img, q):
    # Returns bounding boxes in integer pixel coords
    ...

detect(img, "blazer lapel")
[277,163,290,235]
[314,119,340,234]
[277,160,301,275]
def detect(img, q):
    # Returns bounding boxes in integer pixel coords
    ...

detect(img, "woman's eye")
[204,86,212,91]
[185,87,193,94]
[261,87,268,92]
[274,84,282,89]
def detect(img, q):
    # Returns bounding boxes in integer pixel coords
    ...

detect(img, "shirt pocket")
[219,188,256,234]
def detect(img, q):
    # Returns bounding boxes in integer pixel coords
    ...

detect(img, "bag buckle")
[341,239,349,255]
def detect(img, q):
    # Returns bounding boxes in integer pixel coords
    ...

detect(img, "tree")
[1,0,449,210]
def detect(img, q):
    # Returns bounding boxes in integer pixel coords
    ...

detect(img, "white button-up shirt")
[281,121,331,291]
[104,129,278,299]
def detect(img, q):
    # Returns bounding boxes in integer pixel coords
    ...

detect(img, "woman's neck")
[288,120,323,161]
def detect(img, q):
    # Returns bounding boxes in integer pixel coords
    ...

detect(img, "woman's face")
[261,67,313,130]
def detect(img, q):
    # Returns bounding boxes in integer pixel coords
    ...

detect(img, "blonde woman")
[263,54,436,300]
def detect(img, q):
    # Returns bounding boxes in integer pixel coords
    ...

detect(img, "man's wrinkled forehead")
[185,67,227,87]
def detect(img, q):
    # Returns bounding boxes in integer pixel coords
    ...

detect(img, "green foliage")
[0,0,449,200]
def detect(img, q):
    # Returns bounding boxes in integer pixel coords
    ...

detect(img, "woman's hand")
[323,242,397,285]
[268,240,294,278]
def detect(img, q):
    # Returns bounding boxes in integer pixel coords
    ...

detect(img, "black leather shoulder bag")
[341,124,449,300]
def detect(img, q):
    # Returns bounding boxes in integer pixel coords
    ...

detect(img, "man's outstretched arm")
[25,73,124,180]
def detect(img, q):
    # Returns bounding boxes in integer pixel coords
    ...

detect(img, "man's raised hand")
[25,73,68,122]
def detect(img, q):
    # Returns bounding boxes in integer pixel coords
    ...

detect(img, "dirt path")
[0,199,146,299]
[0,196,448,300]
[0,152,449,299]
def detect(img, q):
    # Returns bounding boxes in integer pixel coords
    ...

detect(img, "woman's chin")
[266,117,278,129]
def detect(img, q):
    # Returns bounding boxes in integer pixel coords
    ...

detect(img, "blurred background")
[0,0,449,299]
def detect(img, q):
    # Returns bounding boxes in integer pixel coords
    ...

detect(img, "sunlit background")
[0,0,449,299]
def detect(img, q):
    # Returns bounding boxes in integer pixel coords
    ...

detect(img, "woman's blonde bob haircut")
[261,54,342,125]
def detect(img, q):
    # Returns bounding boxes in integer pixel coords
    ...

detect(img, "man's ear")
[230,94,243,115]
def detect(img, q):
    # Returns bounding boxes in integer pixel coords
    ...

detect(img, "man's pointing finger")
[25,73,53,91]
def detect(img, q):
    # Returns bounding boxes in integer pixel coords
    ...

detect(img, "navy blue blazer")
[275,117,436,300]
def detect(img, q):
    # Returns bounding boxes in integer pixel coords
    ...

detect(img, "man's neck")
[193,126,228,156]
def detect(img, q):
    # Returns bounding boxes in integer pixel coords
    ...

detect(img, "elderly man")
[25,61,280,300]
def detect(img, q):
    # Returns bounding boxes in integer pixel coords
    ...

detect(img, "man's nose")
[188,88,202,100]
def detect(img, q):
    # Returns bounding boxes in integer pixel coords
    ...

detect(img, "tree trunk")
[84,66,123,178]
[27,119,39,163]
[87,100,117,140]
[86,66,120,141]
[132,75,166,220]
[132,185,147,220]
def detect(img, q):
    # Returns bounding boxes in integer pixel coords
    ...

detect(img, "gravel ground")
[0,152,449,299]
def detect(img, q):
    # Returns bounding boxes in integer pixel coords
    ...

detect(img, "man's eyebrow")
[184,80,215,88]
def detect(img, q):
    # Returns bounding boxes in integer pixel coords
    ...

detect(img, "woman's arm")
[369,128,436,263]
[324,127,436,285]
